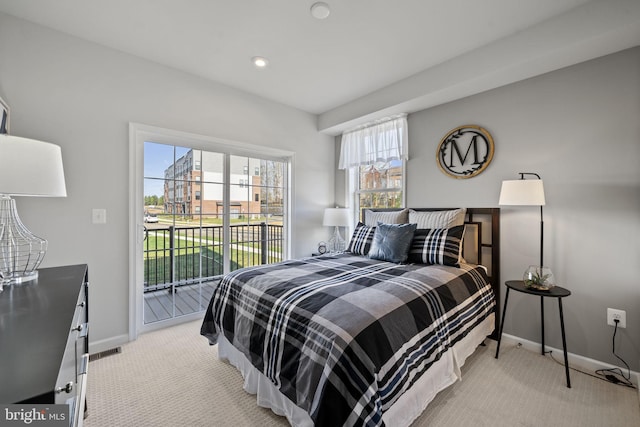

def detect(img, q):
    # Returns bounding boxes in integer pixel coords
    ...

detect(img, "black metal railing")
[144,222,283,292]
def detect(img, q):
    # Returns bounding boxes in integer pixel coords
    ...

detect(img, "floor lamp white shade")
[499,174,546,268]
[499,179,545,206]
[323,208,351,252]
[0,134,67,285]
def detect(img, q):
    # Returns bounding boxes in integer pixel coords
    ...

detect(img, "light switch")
[92,208,107,224]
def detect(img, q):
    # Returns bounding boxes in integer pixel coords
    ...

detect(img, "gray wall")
[403,48,639,370]
[0,13,334,351]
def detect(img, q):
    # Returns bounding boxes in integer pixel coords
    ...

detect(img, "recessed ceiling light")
[310,2,330,20]
[251,56,269,69]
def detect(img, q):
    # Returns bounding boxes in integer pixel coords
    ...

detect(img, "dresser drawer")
[54,280,88,427]
[55,281,88,400]
[1,265,89,427]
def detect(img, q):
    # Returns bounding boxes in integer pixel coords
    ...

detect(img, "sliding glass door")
[139,139,289,326]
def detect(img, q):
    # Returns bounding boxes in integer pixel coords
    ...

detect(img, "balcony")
[143,222,283,323]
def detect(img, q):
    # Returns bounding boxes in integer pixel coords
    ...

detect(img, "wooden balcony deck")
[144,281,218,324]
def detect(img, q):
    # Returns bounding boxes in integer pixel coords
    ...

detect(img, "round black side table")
[495,280,572,388]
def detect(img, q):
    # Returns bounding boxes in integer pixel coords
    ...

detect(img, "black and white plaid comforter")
[201,253,495,426]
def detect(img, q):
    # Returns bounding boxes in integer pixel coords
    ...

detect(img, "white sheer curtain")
[338,114,408,170]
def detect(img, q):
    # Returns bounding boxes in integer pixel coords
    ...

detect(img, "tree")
[144,195,160,206]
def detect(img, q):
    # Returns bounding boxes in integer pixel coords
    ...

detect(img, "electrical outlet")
[607,308,626,328]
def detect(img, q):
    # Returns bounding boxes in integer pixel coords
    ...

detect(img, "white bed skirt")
[217,313,494,427]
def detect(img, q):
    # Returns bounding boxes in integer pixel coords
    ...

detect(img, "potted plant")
[523,265,556,290]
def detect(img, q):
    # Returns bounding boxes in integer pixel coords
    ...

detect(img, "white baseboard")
[139,311,204,335]
[89,333,130,356]
[91,313,204,356]
[500,334,639,388]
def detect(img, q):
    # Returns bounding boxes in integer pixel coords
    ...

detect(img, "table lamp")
[323,207,351,252]
[0,134,67,284]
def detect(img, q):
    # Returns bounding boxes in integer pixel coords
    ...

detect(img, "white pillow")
[364,209,408,227]
[408,208,467,229]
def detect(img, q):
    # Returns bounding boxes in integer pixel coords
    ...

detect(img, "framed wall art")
[436,125,494,179]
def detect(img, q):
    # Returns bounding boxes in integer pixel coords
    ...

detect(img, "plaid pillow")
[346,222,376,255]
[408,225,465,266]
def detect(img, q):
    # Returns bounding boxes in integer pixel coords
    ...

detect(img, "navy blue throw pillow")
[368,222,417,263]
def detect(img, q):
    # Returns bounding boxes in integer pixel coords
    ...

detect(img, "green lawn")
[153,215,282,227]
[143,229,282,288]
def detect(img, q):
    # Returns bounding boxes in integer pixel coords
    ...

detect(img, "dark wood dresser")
[0,264,89,427]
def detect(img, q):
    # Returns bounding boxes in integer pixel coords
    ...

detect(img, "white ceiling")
[0,0,639,132]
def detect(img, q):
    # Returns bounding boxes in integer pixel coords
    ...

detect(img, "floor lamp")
[499,173,554,289]
[0,134,67,285]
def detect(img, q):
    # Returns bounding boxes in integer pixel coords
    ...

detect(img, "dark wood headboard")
[363,207,501,339]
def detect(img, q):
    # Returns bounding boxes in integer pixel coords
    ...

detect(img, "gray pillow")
[368,222,417,263]
[364,209,409,226]
[408,208,466,228]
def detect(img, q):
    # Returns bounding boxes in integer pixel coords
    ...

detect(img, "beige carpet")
[85,320,639,427]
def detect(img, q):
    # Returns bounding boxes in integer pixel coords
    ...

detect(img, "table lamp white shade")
[323,208,351,252]
[0,134,67,197]
[0,134,67,285]
[499,179,545,206]
[322,208,351,227]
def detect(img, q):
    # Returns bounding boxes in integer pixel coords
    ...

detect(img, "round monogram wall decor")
[436,125,494,179]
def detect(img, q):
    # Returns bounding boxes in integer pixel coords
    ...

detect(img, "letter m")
[448,135,482,167]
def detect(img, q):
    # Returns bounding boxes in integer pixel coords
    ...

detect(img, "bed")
[201,207,500,426]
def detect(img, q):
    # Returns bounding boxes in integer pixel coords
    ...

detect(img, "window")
[354,161,403,213]
[144,144,289,282]
[133,123,292,333]
[340,115,407,222]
